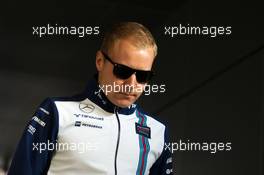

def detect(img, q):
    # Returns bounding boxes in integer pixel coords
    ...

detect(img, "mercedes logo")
[79,103,95,113]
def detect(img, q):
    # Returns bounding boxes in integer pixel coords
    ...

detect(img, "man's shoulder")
[37,94,86,112]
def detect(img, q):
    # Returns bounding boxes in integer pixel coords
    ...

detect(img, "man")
[8,22,173,175]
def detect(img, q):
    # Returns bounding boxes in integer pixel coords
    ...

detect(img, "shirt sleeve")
[149,126,174,175]
[7,98,59,175]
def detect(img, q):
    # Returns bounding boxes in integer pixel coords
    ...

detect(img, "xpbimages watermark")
[165,140,232,154]
[97,82,166,95]
[32,140,99,154]
[32,23,100,37]
[164,24,232,38]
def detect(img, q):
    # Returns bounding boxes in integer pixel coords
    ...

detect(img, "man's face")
[96,38,155,108]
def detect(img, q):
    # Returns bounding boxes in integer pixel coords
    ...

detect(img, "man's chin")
[106,93,139,108]
[113,99,135,108]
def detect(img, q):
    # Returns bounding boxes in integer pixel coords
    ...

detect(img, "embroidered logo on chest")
[135,123,151,138]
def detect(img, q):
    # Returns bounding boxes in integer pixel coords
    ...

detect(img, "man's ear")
[96,50,104,72]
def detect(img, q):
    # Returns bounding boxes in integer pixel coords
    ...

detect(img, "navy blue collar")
[82,77,137,115]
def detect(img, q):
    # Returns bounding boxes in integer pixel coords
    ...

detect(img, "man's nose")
[124,73,137,86]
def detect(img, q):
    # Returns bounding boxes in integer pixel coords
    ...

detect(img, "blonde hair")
[100,22,157,57]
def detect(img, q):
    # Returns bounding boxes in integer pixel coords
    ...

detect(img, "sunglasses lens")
[113,65,134,79]
[136,71,154,83]
[103,51,154,83]
[112,62,154,83]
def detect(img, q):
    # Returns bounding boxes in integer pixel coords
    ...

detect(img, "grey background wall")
[0,0,263,174]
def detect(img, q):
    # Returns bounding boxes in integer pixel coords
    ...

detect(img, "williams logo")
[135,123,151,138]
[79,103,95,113]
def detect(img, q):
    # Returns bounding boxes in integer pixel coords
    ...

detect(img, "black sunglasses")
[101,51,154,83]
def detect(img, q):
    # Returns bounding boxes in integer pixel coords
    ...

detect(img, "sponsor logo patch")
[73,113,104,121]
[135,123,151,138]
[74,121,102,129]
[79,103,95,113]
